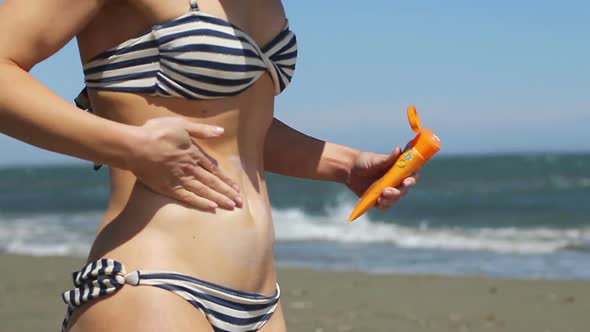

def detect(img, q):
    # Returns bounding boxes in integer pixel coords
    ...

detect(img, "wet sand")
[0,254,588,332]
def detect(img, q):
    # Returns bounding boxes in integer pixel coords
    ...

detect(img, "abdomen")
[85,76,278,294]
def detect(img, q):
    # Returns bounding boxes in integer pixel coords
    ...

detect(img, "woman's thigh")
[66,285,214,332]
[259,302,287,332]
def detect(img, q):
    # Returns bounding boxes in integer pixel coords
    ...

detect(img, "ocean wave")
[272,202,590,254]
[1,204,589,257]
[0,212,99,257]
[548,175,590,190]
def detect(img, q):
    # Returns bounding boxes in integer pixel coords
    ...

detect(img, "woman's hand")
[127,117,242,211]
[0,0,233,212]
[345,147,420,210]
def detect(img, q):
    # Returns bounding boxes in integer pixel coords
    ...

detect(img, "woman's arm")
[0,0,241,210]
[264,118,418,209]
[0,0,137,168]
[263,118,360,183]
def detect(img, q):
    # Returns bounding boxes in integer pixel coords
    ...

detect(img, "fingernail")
[212,126,224,135]
[234,196,243,206]
[226,200,236,208]
[209,202,218,209]
[232,184,240,192]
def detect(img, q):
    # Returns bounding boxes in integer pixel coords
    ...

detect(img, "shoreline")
[1,254,588,332]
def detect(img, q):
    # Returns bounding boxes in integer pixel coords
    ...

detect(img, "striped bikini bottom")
[61,259,280,332]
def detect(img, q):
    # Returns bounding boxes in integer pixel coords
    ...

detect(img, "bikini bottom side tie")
[61,259,281,332]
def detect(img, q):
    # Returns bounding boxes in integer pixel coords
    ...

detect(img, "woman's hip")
[62,258,282,332]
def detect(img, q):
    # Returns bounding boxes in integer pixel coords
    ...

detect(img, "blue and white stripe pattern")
[83,0,297,99]
[61,258,281,332]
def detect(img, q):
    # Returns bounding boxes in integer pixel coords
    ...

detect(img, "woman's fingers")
[412,172,422,183]
[376,187,402,210]
[402,177,416,192]
[190,146,240,193]
[183,165,242,208]
[376,176,418,209]
[167,187,219,211]
[130,117,244,211]
[183,121,225,138]
[179,177,238,210]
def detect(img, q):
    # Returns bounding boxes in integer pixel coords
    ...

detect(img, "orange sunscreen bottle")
[348,106,441,222]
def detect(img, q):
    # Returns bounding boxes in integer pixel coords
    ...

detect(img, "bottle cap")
[413,128,441,160]
[407,105,422,133]
[406,106,441,160]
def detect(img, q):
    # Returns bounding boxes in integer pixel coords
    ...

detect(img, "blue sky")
[1,0,588,165]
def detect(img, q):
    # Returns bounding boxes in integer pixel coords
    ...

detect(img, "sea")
[1,153,589,280]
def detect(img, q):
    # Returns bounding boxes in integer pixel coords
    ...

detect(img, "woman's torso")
[77,0,289,295]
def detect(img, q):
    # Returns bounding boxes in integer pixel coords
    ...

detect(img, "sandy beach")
[0,254,588,332]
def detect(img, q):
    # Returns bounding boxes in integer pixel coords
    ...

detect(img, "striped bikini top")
[82,0,297,99]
